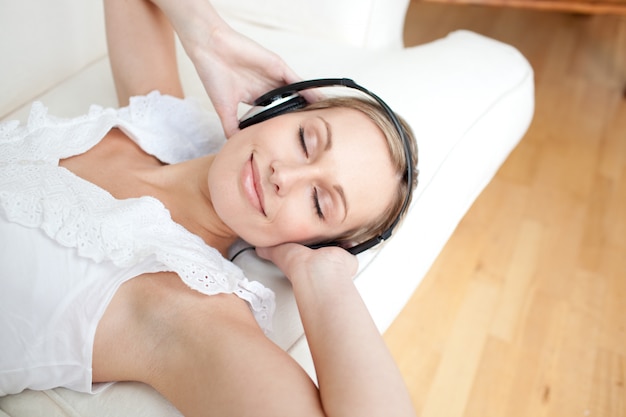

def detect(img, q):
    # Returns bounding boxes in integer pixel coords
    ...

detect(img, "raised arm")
[257,244,417,417]
[104,0,304,137]
[104,0,183,104]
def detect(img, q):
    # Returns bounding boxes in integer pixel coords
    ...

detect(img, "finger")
[302,89,325,104]
[214,102,240,138]
[255,243,304,266]
[281,66,303,86]
[254,246,273,261]
[256,243,318,278]
[279,67,323,104]
[222,116,239,138]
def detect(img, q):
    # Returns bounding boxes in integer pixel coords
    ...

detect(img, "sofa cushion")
[0,0,107,119]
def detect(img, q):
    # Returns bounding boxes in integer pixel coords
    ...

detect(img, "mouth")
[242,154,266,216]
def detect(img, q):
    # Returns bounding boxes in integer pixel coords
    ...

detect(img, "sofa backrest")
[0,0,410,120]
[0,0,107,119]
[212,0,410,49]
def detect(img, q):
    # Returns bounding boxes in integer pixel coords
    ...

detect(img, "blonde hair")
[299,96,419,249]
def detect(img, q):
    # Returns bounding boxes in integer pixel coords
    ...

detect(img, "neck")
[151,155,237,257]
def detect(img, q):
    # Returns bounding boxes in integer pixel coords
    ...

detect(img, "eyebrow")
[334,185,348,222]
[319,116,332,151]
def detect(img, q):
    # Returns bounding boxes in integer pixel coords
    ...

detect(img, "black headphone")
[237,78,414,256]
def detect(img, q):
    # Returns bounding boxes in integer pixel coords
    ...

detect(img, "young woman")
[0,0,418,416]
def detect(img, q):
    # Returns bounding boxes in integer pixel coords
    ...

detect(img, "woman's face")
[208,106,398,248]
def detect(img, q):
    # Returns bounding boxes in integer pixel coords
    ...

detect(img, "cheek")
[208,163,235,215]
[281,220,316,241]
[239,221,317,249]
[221,201,319,248]
[207,155,250,239]
[270,204,320,243]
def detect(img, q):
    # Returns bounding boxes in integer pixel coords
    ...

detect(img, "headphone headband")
[238,78,415,255]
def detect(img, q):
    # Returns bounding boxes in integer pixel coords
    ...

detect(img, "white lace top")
[0,91,275,330]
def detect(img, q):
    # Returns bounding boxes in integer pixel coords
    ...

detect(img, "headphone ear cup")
[239,94,308,129]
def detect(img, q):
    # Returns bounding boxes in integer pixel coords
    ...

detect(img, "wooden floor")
[384,2,626,416]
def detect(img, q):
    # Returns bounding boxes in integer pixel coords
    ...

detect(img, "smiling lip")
[242,154,266,215]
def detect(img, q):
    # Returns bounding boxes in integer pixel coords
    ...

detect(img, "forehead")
[313,107,398,228]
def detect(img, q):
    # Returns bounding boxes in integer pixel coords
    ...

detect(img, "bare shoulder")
[92,271,257,384]
[94,271,326,417]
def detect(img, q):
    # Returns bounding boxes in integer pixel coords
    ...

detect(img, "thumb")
[214,101,240,138]
[255,243,306,270]
[222,118,239,138]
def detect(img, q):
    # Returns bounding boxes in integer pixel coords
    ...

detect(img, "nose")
[269,161,313,196]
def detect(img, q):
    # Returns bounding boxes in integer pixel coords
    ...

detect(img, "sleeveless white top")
[0,91,275,396]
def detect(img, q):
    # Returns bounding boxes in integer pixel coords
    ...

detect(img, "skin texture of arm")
[105,0,184,103]
[257,244,417,417]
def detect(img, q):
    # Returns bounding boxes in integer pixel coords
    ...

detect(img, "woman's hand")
[150,0,307,138]
[107,0,318,138]
[256,243,358,286]
[189,24,304,138]
[257,242,416,417]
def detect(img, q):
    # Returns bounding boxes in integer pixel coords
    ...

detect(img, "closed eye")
[298,125,308,158]
[312,187,324,220]
[300,124,323,220]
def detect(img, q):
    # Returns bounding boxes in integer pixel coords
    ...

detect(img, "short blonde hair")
[299,96,419,249]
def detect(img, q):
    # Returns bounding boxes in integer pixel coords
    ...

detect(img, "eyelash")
[299,125,324,220]
[312,188,324,220]
[298,125,308,157]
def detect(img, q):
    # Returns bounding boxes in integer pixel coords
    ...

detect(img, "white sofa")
[0,0,534,415]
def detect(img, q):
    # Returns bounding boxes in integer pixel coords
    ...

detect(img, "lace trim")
[0,93,275,333]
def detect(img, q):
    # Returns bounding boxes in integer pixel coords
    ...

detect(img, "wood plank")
[489,220,543,342]
[420,0,626,15]
[420,276,500,417]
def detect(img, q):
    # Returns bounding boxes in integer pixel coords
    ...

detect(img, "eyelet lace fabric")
[0,91,275,332]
